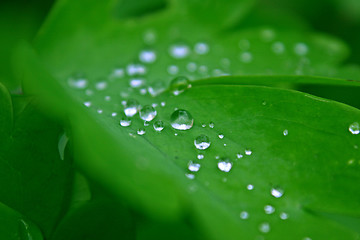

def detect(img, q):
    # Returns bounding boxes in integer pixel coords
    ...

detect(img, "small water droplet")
[169,44,190,59]
[170,76,191,95]
[170,109,194,130]
[124,99,140,117]
[167,65,179,75]
[144,121,150,126]
[259,222,270,233]
[139,105,157,122]
[153,120,165,132]
[83,101,91,107]
[120,117,131,127]
[139,50,156,63]
[240,211,249,219]
[185,173,195,179]
[129,78,145,88]
[143,29,156,45]
[95,81,107,90]
[264,205,275,214]
[194,135,211,150]
[188,161,201,172]
[271,187,284,198]
[161,101,166,107]
[280,212,289,220]
[148,82,166,96]
[85,89,93,96]
[127,63,146,76]
[236,153,243,159]
[68,74,88,89]
[209,122,215,128]
[111,68,124,78]
[283,129,288,136]
[247,184,254,190]
[139,88,147,95]
[294,43,308,56]
[245,149,252,155]
[198,65,208,74]
[104,96,111,101]
[194,42,209,55]
[218,134,224,139]
[201,123,206,128]
[272,41,285,54]
[240,52,253,63]
[111,112,117,117]
[349,122,360,134]
[186,62,197,72]
[137,128,146,135]
[97,109,103,114]
[217,158,232,172]
[197,154,204,160]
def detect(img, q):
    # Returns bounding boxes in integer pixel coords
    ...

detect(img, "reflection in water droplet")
[272,42,285,54]
[169,44,190,59]
[245,149,252,155]
[139,105,157,122]
[264,205,275,214]
[127,64,146,76]
[294,43,308,56]
[95,81,107,90]
[139,50,156,63]
[247,184,254,190]
[153,120,164,132]
[240,211,249,219]
[194,42,209,55]
[283,129,288,136]
[209,122,215,128]
[197,154,204,160]
[68,75,88,89]
[84,101,91,107]
[124,99,140,117]
[271,187,284,198]
[349,122,360,134]
[259,222,270,233]
[170,109,194,130]
[194,135,211,150]
[218,134,224,139]
[240,52,253,63]
[120,117,131,127]
[130,78,145,88]
[170,76,191,96]
[186,173,195,179]
[217,158,232,172]
[188,161,201,172]
[280,212,289,220]
[137,128,146,135]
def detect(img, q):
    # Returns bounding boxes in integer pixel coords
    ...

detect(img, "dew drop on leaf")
[124,99,140,117]
[68,74,88,89]
[139,105,157,122]
[194,42,209,55]
[129,78,145,88]
[194,135,211,150]
[259,222,270,233]
[280,212,289,220]
[148,82,166,97]
[240,52,253,63]
[187,62,197,72]
[218,134,224,139]
[294,42,309,56]
[272,41,285,54]
[139,50,156,63]
[127,63,146,76]
[240,211,249,219]
[83,101,91,107]
[120,117,131,127]
[169,43,190,59]
[169,76,191,96]
[188,161,201,172]
[170,109,194,130]
[197,154,204,159]
[271,187,284,198]
[95,81,107,90]
[349,122,360,134]
[264,205,275,214]
[153,120,164,132]
[247,184,254,190]
[137,128,146,135]
[245,149,252,155]
[283,129,289,136]
[185,173,195,179]
[217,158,232,172]
[167,65,179,75]
[209,122,215,128]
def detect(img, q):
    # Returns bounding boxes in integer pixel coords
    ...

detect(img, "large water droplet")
[169,44,190,59]
[349,122,360,134]
[188,161,201,172]
[153,120,164,132]
[139,105,157,122]
[271,187,284,198]
[170,76,191,96]
[170,109,194,130]
[217,158,232,172]
[139,50,156,63]
[124,99,140,117]
[194,135,211,150]
[120,117,131,127]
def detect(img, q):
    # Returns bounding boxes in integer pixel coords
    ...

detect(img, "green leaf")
[0,82,73,237]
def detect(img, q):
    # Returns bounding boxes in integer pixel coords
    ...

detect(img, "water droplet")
[120,117,131,127]
[259,222,270,233]
[170,109,194,130]
[85,89,93,96]
[218,134,224,139]
[194,135,211,150]
[247,184,254,190]
[283,129,288,136]
[201,123,206,128]
[139,88,147,95]
[127,63,146,76]
[124,99,140,117]
[236,153,243,159]
[169,44,190,59]
[95,81,107,90]
[139,105,157,122]
[186,62,197,72]
[111,112,117,117]
[153,120,164,132]
[240,52,253,63]
[169,76,191,96]
[272,42,285,54]
[280,212,289,220]
[209,122,215,128]
[68,74,88,89]
[240,211,249,219]
[188,161,201,172]
[197,154,204,160]
[260,28,276,42]
[185,173,195,179]
[137,128,146,135]
[129,78,145,88]
[111,68,124,78]
[198,65,208,74]
[217,158,232,172]
[143,29,156,45]
[167,65,179,75]
[245,149,252,155]
[97,109,103,114]
[144,121,150,126]
[264,205,275,214]
[160,101,166,107]
[349,122,360,134]
[271,187,284,198]
[294,43,308,56]
[83,101,91,107]
[148,82,166,96]
[194,42,209,55]
[139,50,156,63]
[104,96,111,101]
